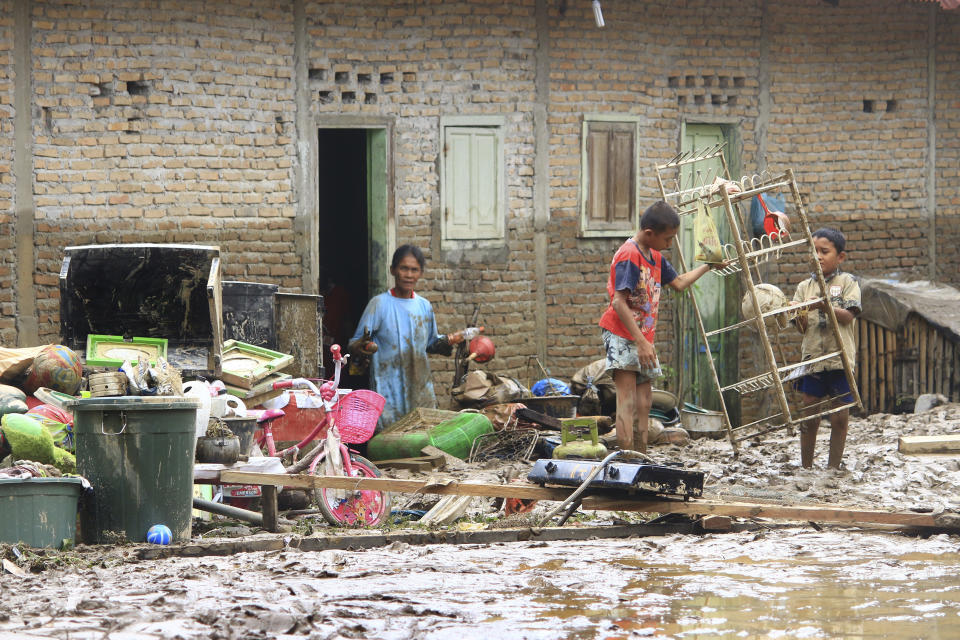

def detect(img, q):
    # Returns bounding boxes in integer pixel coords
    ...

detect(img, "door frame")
[313,116,395,297]
[677,118,742,423]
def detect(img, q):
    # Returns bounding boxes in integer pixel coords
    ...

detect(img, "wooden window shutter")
[586,121,635,231]
[444,126,501,240]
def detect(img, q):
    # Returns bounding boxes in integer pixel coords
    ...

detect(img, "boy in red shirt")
[598,201,724,453]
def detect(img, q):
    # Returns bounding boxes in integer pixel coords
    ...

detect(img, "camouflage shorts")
[601,329,663,383]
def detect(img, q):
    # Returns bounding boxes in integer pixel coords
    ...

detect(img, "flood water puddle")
[2,528,960,639]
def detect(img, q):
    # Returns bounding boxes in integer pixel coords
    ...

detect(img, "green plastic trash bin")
[69,396,199,544]
[0,477,84,548]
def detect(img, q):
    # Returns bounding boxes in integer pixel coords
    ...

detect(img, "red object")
[469,335,496,363]
[505,498,538,516]
[255,389,384,445]
[757,194,788,238]
[333,390,385,444]
[25,403,73,426]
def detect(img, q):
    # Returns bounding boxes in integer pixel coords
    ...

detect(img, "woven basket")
[383,407,460,434]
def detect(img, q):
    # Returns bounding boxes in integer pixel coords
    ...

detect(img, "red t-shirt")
[598,239,675,343]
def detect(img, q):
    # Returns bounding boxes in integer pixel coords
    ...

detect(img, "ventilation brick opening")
[863,99,874,113]
[127,80,149,96]
[309,68,327,81]
[342,91,356,103]
[335,71,350,85]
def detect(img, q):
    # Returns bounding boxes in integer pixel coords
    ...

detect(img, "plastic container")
[366,431,431,461]
[69,396,199,544]
[183,381,212,437]
[0,477,84,548]
[427,413,494,460]
[223,416,257,455]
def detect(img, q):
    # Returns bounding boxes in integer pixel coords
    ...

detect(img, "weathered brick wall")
[546,0,762,386]
[305,0,542,394]
[28,0,299,343]
[935,10,960,283]
[0,1,14,345]
[2,0,956,420]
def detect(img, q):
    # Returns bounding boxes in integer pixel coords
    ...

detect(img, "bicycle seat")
[257,408,286,423]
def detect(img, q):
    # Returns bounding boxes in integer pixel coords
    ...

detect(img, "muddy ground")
[1,404,959,639]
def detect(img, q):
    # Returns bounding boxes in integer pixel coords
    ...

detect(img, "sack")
[570,359,617,416]
[693,200,723,263]
[452,370,527,408]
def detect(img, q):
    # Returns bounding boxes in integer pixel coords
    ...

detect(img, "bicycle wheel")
[314,453,392,527]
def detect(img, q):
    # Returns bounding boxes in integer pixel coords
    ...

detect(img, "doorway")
[678,123,740,422]
[317,127,388,388]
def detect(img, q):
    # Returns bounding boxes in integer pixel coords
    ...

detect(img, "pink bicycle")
[255,345,391,526]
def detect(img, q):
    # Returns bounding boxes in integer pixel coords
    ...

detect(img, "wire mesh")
[468,429,539,464]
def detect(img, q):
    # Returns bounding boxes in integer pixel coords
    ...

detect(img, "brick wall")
[28,0,299,343]
[1,0,957,419]
[305,0,542,392]
[935,10,960,282]
[0,1,14,345]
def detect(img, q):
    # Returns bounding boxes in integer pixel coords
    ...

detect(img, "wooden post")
[261,485,279,533]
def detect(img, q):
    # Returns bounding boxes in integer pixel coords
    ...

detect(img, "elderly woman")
[348,245,465,429]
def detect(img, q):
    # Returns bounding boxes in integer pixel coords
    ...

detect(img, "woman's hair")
[391,244,426,270]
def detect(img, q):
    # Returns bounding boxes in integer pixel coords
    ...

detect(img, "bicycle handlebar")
[271,345,349,411]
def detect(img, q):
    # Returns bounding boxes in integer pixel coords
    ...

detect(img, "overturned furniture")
[59,243,224,379]
[654,147,861,447]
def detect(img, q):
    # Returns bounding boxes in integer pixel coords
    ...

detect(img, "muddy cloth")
[351,291,445,429]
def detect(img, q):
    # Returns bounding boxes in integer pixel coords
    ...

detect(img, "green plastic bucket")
[427,413,494,460]
[69,396,199,544]
[0,477,84,548]
[366,431,431,461]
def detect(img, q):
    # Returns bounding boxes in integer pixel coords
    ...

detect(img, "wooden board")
[218,472,947,529]
[898,435,960,454]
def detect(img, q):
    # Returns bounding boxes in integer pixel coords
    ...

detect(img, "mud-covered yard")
[2,404,959,639]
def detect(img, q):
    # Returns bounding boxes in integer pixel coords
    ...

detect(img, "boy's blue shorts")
[794,369,852,401]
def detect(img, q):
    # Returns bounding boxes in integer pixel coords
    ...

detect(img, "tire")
[314,453,392,527]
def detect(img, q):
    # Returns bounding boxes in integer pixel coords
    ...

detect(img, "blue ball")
[146,524,172,545]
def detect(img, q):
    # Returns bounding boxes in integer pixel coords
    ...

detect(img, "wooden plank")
[874,324,889,413]
[857,320,870,413]
[377,459,435,472]
[515,407,562,430]
[886,328,896,412]
[582,496,939,527]
[868,321,877,413]
[899,435,960,454]
[919,321,928,393]
[261,485,278,532]
[421,445,469,471]
[218,472,945,529]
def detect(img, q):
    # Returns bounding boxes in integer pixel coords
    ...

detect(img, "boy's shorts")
[793,369,852,402]
[601,329,663,383]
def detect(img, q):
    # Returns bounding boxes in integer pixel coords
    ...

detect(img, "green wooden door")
[679,124,738,415]
[366,128,388,299]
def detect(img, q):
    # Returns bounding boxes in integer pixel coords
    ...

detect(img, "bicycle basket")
[334,389,386,444]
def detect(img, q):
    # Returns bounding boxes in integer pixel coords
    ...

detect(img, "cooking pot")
[680,408,726,440]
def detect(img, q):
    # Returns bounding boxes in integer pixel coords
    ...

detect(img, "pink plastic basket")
[334,390,386,444]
